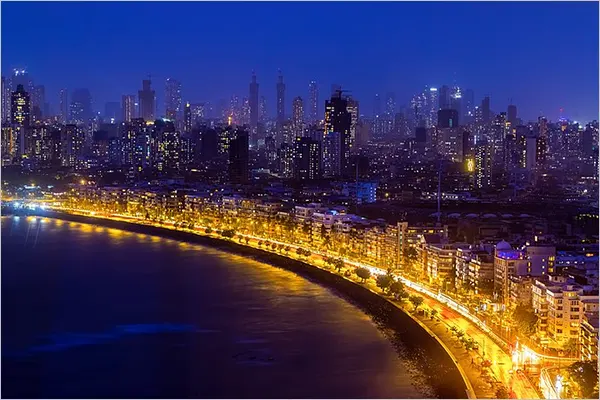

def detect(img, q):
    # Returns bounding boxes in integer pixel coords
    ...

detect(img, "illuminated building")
[31,85,45,121]
[276,71,285,123]
[183,102,192,134]
[2,76,11,123]
[474,139,493,189]
[308,80,318,123]
[495,242,555,304]
[580,313,599,361]
[427,87,438,128]
[165,78,182,121]
[249,72,259,142]
[292,96,304,138]
[155,120,180,172]
[1,126,15,165]
[259,96,267,123]
[138,79,155,121]
[59,88,69,124]
[228,128,249,183]
[191,103,205,123]
[11,84,30,127]
[341,181,378,204]
[278,143,294,178]
[385,92,396,117]
[293,136,321,181]
[122,95,136,122]
[323,90,352,177]
[346,97,359,150]
[70,88,92,124]
[450,86,462,117]
[62,124,85,167]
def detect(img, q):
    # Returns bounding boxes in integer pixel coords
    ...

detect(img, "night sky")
[2,1,598,122]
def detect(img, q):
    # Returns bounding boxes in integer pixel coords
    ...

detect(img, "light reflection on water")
[1,217,436,399]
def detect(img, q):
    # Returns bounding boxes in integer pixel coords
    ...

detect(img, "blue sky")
[2,1,598,122]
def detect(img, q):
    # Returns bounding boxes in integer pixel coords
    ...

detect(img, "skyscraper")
[11,84,31,158]
[165,78,182,120]
[507,104,517,126]
[228,128,249,183]
[59,89,68,124]
[292,96,304,138]
[11,84,30,126]
[427,87,438,128]
[464,89,475,121]
[385,92,396,116]
[31,85,45,121]
[346,97,359,151]
[439,85,451,110]
[324,90,352,177]
[481,96,491,124]
[70,88,92,124]
[138,79,155,121]
[373,93,381,117]
[122,95,136,122]
[294,136,321,181]
[475,139,493,189]
[184,102,192,134]
[437,109,459,128]
[276,71,285,123]
[308,81,318,123]
[249,72,259,141]
[259,96,267,123]
[1,76,11,123]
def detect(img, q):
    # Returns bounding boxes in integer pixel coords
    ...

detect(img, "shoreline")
[28,210,472,399]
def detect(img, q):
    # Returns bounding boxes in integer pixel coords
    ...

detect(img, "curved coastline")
[33,210,472,399]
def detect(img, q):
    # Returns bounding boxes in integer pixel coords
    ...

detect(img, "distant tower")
[11,84,31,158]
[249,72,259,143]
[165,78,182,120]
[481,96,491,124]
[1,76,11,123]
[308,80,318,123]
[292,96,304,138]
[507,103,517,126]
[138,78,155,121]
[70,88,92,124]
[324,89,352,177]
[59,88,68,124]
[183,102,192,133]
[439,85,451,110]
[122,95,136,122]
[276,70,285,123]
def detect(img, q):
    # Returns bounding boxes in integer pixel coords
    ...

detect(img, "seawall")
[38,210,471,399]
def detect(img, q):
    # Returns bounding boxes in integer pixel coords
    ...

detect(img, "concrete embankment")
[40,210,472,399]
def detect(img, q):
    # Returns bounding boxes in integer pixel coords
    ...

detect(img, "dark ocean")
[1,216,435,398]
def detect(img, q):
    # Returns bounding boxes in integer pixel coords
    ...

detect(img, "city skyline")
[1,1,598,123]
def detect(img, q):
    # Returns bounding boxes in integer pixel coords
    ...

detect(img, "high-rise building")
[31,85,45,121]
[427,87,439,128]
[450,87,462,117]
[308,81,318,123]
[292,96,304,138]
[122,95,136,122]
[259,96,267,123]
[346,97,359,151]
[165,78,182,120]
[59,89,68,124]
[507,104,517,127]
[184,102,192,134]
[11,84,31,127]
[437,109,459,128]
[138,79,155,121]
[463,89,475,121]
[70,88,92,124]
[62,124,85,167]
[276,71,285,123]
[439,85,451,110]
[1,76,11,123]
[249,72,259,141]
[481,96,491,124]
[323,90,352,177]
[228,128,249,183]
[385,92,396,116]
[294,136,321,181]
[475,139,493,189]
[373,93,381,117]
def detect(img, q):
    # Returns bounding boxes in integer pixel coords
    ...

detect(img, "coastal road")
[415,293,540,399]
